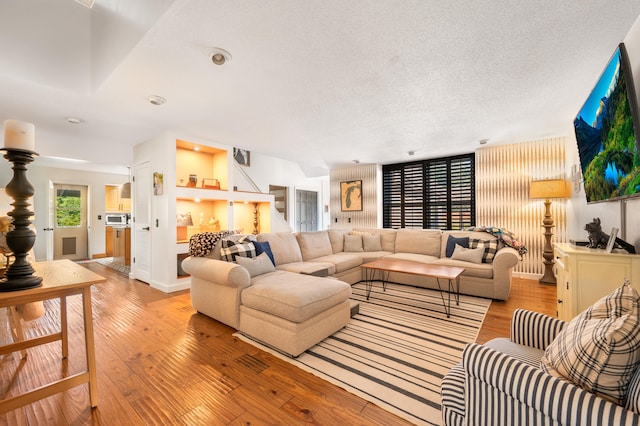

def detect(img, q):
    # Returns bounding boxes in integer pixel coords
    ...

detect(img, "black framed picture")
[233,148,250,166]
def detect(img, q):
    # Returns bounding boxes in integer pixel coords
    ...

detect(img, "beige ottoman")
[238,270,351,357]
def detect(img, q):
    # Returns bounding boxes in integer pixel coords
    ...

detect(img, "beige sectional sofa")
[261,228,519,300]
[182,227,520,357]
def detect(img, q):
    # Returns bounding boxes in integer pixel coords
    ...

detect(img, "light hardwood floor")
[0,264,556,425]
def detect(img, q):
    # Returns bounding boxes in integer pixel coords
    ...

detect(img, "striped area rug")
[236,281,491,425]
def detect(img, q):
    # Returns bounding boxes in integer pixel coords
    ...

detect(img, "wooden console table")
[0,260,106,414]
[361,258,463,318]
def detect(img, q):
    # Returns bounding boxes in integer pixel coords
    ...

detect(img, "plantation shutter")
[382,153,475,230]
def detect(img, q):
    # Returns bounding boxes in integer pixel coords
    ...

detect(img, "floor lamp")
[530,179,569,285]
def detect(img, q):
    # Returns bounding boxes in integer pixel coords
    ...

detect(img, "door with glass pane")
[53,184,88,260]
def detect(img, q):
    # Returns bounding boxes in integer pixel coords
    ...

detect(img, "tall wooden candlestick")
[0,148,42,291]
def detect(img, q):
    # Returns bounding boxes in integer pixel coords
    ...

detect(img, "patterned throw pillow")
[188,230,234,257]
[540,280,640,405]
[468,239,498,263]
[221,239,256,262]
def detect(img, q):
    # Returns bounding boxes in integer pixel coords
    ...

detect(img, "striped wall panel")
[330,164,379,229]
[475,138,567,275]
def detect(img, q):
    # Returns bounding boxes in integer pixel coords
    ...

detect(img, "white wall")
[0,161,128,261]
[233,150,329,230]
[567,14,640,251]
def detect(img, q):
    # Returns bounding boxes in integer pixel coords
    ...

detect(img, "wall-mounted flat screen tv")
[574,43,640,203]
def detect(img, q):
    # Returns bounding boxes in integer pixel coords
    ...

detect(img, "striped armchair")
[441,309,640,426]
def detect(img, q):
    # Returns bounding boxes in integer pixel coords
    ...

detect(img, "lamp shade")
[530,179,569,200]
[120,182,131,199]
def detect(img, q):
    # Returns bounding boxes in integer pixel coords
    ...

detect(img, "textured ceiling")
[1,0,639,175]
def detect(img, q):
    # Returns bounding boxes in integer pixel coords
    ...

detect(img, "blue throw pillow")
[253,241,276,266]
[446,235,470,258]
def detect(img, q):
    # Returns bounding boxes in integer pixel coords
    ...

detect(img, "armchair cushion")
[541,281,640,405]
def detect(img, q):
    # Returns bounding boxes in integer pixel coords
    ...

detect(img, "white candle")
[3,120,35,151]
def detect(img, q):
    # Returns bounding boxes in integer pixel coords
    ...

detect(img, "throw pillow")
[235,252,276,277]
[220,239,256,262]
[468,239,498,263]
[446,235,470,258]
[362,234,382,252]
[450,244,484,263]
[253,241,276,266]
[540,280,640,405]
[344,234,364,252]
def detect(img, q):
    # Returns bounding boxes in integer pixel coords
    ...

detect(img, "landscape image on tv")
[574,45,640,203]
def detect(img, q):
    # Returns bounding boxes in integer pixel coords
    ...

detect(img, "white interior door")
[133,162,151,283]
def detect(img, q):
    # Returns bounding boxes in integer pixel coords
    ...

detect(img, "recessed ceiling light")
[193,146,200,152]
[479,138,489,145]
[148,95,167,106]
[66,117,83,124]
[353,159,360,164]
[407,150,415,156]
[210,47,232,65]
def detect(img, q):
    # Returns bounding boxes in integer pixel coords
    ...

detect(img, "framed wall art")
[233,148,250,166]
[340,180,362,211]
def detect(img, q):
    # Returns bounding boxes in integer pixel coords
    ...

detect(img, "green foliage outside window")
[56,189,81,227]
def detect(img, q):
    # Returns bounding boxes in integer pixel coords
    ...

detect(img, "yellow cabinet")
[554,243,640,320]
[105,185,131,212]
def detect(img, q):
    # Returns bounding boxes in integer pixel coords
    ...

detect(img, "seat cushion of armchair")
[241,270,351,323]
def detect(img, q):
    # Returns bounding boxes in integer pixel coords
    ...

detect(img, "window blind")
[383,154,475,229]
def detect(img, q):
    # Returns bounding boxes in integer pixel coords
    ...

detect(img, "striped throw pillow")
[540,280,640,405]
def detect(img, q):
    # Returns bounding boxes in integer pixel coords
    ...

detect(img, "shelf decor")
[233,148,250,166]
[340,180,363,212]
[0,120,43,291]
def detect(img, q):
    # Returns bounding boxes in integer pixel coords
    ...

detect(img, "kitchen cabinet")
[554,243,640,320]
[113,227,131,266]
[105,185,131,212]
[105,226,113,257]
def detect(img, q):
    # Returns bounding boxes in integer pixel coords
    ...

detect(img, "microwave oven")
[105,213,129,226]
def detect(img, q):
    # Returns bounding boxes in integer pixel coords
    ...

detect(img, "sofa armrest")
[490,247,519,300]
[510,309,565,351]
[462,343,639,425]
[181,256,251,289]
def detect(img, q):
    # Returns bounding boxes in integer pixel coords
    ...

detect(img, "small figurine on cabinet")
[187,174,197,187]
[585,218,609,249]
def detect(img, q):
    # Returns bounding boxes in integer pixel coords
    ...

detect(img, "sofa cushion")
[384,252,440,264]
[328,229,350,253]
[221,239,256,262]
[312,253,363,273]
[363,234,382,252]
[469,239,499,263]
[394,229,441,257]
[451,244,484,264]
[541,280,640,405]
[276,261,336,276]
[354,228,398,252]
[241,271,351,323]
[344,234,364,252]
[296,231,333,261]
[432,258,493,279]
[236,252,276,277]
[257,232,303,265]
[445,235,469,258]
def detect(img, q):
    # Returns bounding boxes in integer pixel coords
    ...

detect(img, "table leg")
[435,277,451,318]
[82,287,98,408]
[9,307,27,359]
[365,268,374,300]
[60,296,68,358]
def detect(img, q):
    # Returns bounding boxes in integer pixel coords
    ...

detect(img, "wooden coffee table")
[361,258,464,318]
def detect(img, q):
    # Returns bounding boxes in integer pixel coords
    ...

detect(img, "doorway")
[52,184,88,260]
[295,189,318,232]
